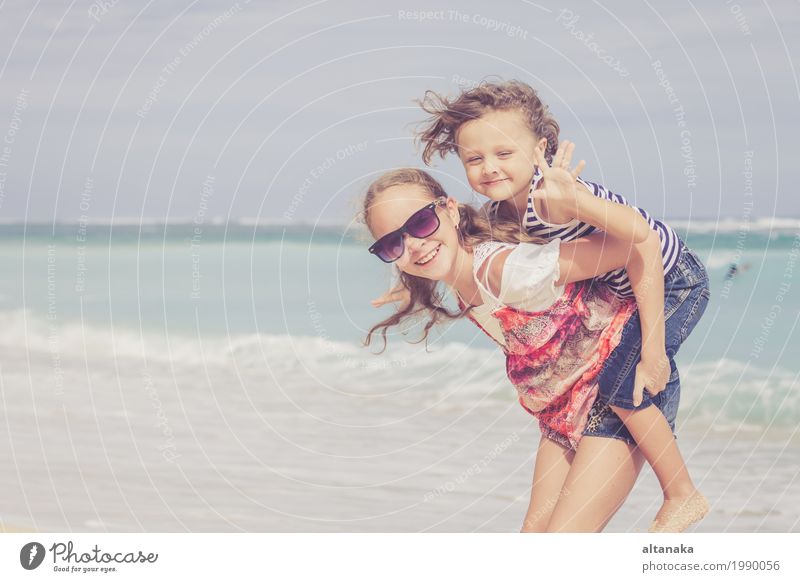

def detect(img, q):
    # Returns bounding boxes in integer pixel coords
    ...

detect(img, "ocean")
[0,220,798,532]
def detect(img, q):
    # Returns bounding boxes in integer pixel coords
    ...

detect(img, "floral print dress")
[460,240,636,449]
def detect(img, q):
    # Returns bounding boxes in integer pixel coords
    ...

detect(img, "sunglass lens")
[374,231,404,262]
[406,206,439,238]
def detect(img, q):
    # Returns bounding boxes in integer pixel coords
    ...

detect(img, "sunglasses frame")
[368,196,448,263]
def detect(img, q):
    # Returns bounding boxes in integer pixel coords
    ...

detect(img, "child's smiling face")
[456,109,547,204]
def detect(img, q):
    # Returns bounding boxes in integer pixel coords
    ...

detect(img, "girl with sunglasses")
[362,150,708,533]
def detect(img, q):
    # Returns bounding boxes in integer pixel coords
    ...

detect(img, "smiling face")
[456,109,547,204]
[367,184,464,283]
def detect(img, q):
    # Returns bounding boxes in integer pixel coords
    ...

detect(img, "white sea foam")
[2,309,795,429]
[670,217,800,234]
[679,359,799,430]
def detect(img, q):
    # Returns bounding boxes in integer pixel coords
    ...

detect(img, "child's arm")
[482,232,659,303]
[625,233,669,405]
[533,143,669,404]
[532,143,650,244]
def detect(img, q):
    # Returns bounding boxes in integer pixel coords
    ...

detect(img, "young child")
[410,80,710,532]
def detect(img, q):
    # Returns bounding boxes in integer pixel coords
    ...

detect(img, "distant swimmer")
[725,262,751,280]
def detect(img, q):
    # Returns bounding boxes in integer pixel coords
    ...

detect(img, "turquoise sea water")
[0,220,798,532]
[1,221,799,428]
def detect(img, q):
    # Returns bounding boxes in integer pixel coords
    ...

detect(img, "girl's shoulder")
[482,240,565,311]
[473,239,562,274]
[471,240,563,307]
[472,241,514,274]
[501,240,562,286]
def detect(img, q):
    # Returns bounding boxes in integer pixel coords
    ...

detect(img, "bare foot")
[648,491,710,533]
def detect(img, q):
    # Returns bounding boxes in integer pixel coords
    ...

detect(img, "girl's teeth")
[417,246,439,265]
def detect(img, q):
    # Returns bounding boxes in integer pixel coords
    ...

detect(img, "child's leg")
[521,435,575,532]
[610,404,695,499]
[610,403,709,532]
[593,261,711,531]
[595,323,696,500]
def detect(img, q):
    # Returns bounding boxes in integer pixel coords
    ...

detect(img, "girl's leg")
[611,405,709,532]
[546,435,646,532]
[520,436,575,532]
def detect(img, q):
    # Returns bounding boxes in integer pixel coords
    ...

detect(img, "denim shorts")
[582,244,711,445]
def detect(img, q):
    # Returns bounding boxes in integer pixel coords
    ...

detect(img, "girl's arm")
[482,233,652,295]
[555,233,647,285]
[371,282,411,308]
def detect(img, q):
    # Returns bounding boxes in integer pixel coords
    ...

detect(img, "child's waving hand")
[532,141,586,222]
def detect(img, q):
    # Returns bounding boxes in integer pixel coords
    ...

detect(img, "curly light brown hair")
[360,168,544,351]
[416,80,560,166]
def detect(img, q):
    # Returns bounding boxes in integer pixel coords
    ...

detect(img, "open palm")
[532,141,586,216]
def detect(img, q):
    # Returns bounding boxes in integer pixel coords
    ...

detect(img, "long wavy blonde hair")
[360,168,545,350]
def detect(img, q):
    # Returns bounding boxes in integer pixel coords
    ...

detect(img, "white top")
[458,239,564,347]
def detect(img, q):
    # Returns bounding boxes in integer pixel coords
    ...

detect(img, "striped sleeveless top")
[489,168,682,297]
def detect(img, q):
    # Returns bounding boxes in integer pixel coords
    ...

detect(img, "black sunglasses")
[368,197,448,263]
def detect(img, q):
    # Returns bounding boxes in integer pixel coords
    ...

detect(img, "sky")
[0,0,798,223]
